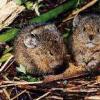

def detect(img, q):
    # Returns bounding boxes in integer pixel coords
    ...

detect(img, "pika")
[14,24,68,75]
[70,14,100,72]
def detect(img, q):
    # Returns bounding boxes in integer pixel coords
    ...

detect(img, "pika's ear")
[73,15,81,28]
[24,35,39,48]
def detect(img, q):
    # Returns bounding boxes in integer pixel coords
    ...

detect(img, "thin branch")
[2,80,43,84]
[0,81,43,88]
[35,92,51,100]
[0,55,14,72]
[3,88,11,100]
[63,0,98,22]
[11,90,26,100]
[47,96,63,100]
[85,96,100,100]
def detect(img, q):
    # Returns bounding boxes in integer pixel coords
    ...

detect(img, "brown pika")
[14,24,68,75]
[70,14,100,72]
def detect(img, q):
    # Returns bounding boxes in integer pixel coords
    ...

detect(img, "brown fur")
[70,14,100,71]
[14,24,68,75]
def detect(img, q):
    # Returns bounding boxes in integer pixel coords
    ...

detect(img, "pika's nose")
[89,35,94,41]
[53,62,68,75]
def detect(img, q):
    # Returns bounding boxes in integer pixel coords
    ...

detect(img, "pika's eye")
[97,28,100,33]
[83,27,86,31]
[24,34,39,48]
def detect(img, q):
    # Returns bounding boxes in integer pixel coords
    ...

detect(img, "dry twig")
[11,89,26,100]
[0,81,43,88]
[63,0,98,22]
[0,55,14,73]
[85,95,100,100]
[35,92,51,100]
[3,88,11,100]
